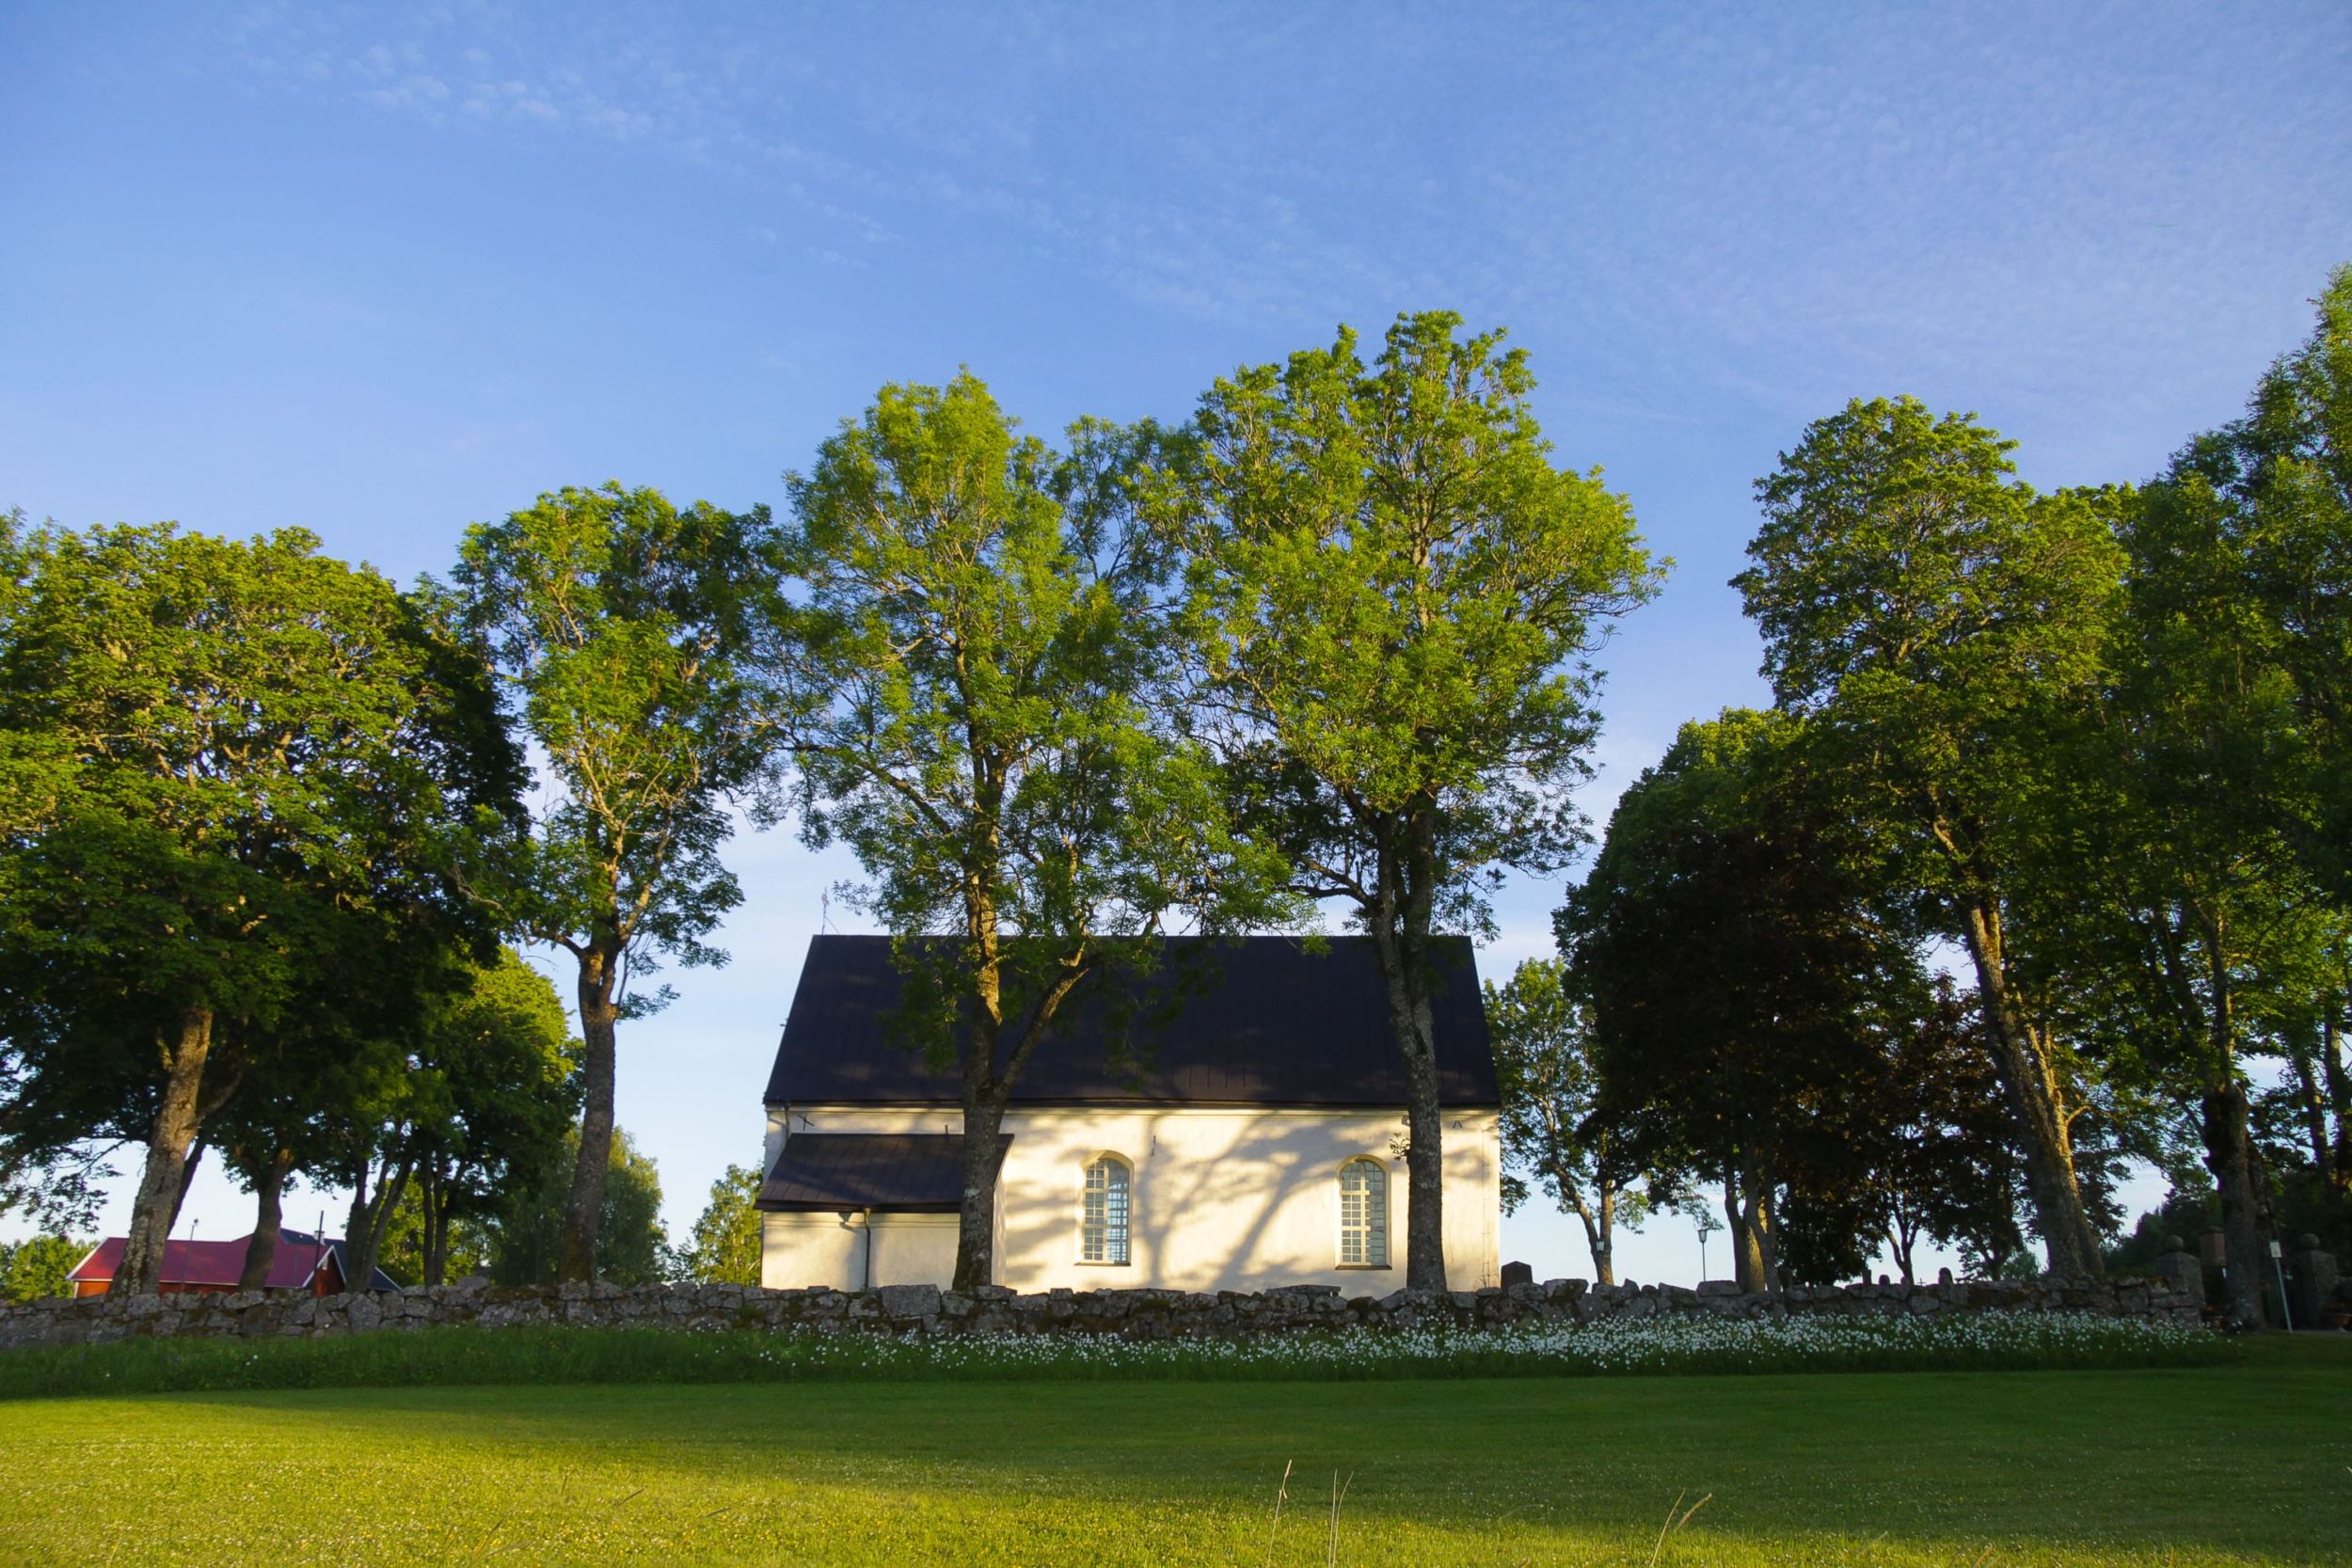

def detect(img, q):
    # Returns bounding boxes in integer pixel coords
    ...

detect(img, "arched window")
[1339,1158,1388,1268]
[1082,1155,1131,1265]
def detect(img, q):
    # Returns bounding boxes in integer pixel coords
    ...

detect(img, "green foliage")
[780,373,1292,1285]
[487,1128,670,1288]
[0,521,522,1278]
[0,1233,85,1303]
[1162,310,1660,1286]
[1167,311,1662,933]
[1565,709,1934,1288]
[453,482,787,1004]
[680,1164,762,1286]
[1484,958,1648,1281]
[782,374,1283,1028]
[1733,396,2127,1278]
[0,1315,2225,1402]
[2106,1183,2220,1275]
[453,482,787,1280]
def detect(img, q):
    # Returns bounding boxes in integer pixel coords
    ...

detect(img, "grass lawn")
[1,1335,2343,1566]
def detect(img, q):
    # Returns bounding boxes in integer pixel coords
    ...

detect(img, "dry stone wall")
[0,1273,2201,1353]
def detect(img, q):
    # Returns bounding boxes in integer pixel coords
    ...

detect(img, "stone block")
[878,1284,942,1322]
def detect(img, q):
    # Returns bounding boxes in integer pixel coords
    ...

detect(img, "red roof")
[69,1230,345,1291]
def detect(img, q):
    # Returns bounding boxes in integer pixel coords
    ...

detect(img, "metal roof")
[764,934,1500,1109]
[755,1132,1011,1212]
[66,1229,400,1291]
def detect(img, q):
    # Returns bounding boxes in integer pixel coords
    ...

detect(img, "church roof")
[755,1132,1011,1212]
[764,934,1500,1109]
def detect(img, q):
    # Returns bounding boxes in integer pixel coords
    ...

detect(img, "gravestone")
[1500,1259,1534,1289]
[2284,1235,2340,1330]
[2152,1235,2204,1305]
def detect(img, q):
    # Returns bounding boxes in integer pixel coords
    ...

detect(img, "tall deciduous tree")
[453,484,785,1282]
[2058,388,2337,1327]
[0,524,520,1294]
[1162,313,1661,1290]
[1485,958,1646,1285]
[780,375,1289,1290]
[1734,399,2126,1279]
[1564,709,1915,1291]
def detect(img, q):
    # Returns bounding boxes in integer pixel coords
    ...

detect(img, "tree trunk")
[2324,1007,2351,1196]
[420,1165,451,1288]
[170,1137,208,1233]
[1371,942,1446,1289]
[1368,812,1449,1291]
[1956,896,2105,1280]
[561,945,620,1284]
[2202,1080,2268,1330]
[115,1007,215,1296]
[237,1146,294,1291]
[341,1150,409,1294]
[2287,1031,2332,1177]
[951,1085,1005,1291]
[1723,1172,1770,1293]
[1586,1184,1617,1288]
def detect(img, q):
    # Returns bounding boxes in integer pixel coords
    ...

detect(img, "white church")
[755,935,1502,1294]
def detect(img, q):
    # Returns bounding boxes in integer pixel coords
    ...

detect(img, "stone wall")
[0,1273,2201,1354]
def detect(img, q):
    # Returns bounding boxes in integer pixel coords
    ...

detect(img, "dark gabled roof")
[764,934,1499,1109]
[755,1132,1011,1212]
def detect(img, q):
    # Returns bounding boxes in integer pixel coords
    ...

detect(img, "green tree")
[1,1233,86,1303]
[1564,710,1917,1291]
[682,1164,763,1286]
[0,524,521,1294]
[488,1126,669,1287]
[1485,958,1647,1286]
[2047,382,2340,1326]
[779,374,1291,1290]
[1733,398,2128,1280]
[348,949,579,1290]
[1162,312,1661,1289]
[1869,983,2025,1282]
[453,484,785,1283]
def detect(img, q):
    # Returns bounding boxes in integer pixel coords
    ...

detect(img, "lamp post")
[2270,1237,2294,1332]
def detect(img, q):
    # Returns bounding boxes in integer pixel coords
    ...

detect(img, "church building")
[755,934,1502,1294]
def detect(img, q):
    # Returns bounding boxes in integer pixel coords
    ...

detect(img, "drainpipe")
[840,1208,874,1292]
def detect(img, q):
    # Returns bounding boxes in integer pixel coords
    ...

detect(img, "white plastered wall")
[758,1102,1501,1294]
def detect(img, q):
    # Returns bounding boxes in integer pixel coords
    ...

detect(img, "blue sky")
[5,3,2348,1283]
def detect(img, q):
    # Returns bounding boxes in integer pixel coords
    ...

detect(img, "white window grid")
[1082,1156,1131,1265]
[1339,1158,1388,1267]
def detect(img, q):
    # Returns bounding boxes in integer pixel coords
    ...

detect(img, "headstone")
[2152,1234,2204,1304]
[2284,1234,2340,1330]
[1500,1259,1534,1289]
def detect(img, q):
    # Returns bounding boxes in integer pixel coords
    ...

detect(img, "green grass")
[2,1336,2344,1565]
[0,1311,2224,1398]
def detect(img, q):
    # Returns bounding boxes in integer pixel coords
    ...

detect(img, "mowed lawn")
[2,1337,2344,1567]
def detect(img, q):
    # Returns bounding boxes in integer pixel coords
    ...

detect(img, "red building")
[64,1229,399,1297]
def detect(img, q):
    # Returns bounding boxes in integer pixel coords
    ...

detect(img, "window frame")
[1079,1152,1133,1266]
[1337,1156,1391,1270]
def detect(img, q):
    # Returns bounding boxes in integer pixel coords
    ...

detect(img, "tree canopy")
[453,483,785,1282]
[780,373,1289,1288]
[0,522,521,1293]
[1161,310,1661,1287]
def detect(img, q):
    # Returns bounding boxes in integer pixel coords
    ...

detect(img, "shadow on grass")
[29,1338,2344,1566]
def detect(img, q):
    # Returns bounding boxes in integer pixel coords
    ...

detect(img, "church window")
[1339,1158,1388,1267]
[1082,1154,1131,1265]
